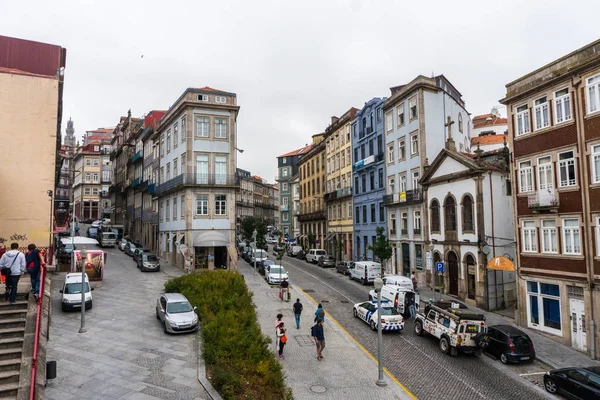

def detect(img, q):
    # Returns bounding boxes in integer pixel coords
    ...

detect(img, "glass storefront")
[526,280,562,336]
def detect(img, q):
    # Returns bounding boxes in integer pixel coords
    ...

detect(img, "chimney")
[474,142,484,165]
[331,116,339,125]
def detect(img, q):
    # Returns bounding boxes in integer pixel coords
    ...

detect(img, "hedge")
[164,271,292,400]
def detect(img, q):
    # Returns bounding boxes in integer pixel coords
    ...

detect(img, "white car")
[267,237,277,245]
[250,249,268,266]
[156,293,198,334]
[353,300,404,332]
[60,273,93,312]
[266,265,288,285]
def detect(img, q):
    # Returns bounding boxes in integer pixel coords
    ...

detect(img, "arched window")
[430,199,440,232]
[444,196,456,231]
[458,113,463,133]
[462,195,474,231]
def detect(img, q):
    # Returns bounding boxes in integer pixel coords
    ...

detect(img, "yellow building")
[324,109,357,260]
[298,134,326,249]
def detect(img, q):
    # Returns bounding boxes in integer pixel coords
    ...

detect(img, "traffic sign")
[426,252,432,270]
[435,262,444,273]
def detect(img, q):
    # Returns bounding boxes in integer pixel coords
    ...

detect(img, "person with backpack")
[25,244,45,300]
[293,298,303,329]
[276,321,287,360]
[311,320,325,360]
[0,243,26,304]
[314,303,325,323]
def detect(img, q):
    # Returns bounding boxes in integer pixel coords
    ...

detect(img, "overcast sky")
[3,0,599,181]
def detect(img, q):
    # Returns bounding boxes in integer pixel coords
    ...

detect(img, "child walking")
[276,322,287,359]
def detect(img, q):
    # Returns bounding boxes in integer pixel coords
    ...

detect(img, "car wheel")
[370,320,377,331]
[156,309,160,320]
[439,337,451,354]
[360,278,365,285]
[353,308,358,318]
[368,295,373,301]
[61,304,68,312]
[500,353,509,364]
[86,302,92,310]
[414,321,423,336]
[544,377,557,394]
[163,322,168,334]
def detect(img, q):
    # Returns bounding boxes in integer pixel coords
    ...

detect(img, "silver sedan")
[156,293,199,334]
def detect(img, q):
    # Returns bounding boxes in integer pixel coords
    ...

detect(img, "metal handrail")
[29,261,46,400]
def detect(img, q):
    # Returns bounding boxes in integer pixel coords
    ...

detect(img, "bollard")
[46,360,57,380]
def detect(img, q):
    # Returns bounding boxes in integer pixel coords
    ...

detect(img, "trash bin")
[46,361,57,380]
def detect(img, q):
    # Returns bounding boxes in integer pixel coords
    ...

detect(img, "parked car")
[138,253,160,272]
[124,242,138,256]
[118,238,130,251]
[287,245,303,257]
[318,256,336,268]
[544,366,600,399]
[98,231,117,248]
[91,220,103,228]
[86,227,99,239]
[296,249,307,260]
[60,272,93,312]
[266,265,288,285]
[267,237,277,245]
[250,249,268,266]
[133,248,153,263]
[259,259,275,275]
[155,293,198,334]
[486,325,535,364]
[336,261,354,275]
[306,249,327,263]
[241,246,253,262]
[273,243,285,254]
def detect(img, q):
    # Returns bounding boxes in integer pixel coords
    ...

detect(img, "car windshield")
[380,307,400,316]
[64,282,90,294]
[316,250,326,255]
[253,250,266,257]
[166,301,193,313]
[143,255,159,262]
[269,267,286,275]
[103,233,116,239]
[263,260,275,266]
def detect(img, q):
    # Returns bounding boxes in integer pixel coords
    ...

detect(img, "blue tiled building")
[351,98,387,261]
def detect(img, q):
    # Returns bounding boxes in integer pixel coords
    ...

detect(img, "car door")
[563,369,591,399]
[158,297,167,322]
[424,310,437,334]
[487,328,503,357]
[584,373,600,399]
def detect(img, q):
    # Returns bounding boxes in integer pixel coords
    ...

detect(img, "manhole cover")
[304,289,315,293]
[311,385,327,393]
[340,300,350,303]
[295,335,314,346]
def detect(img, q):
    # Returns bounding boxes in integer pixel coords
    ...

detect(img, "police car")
[352,300,404,332]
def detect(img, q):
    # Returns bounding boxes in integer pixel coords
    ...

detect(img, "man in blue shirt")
[311,320,325,360]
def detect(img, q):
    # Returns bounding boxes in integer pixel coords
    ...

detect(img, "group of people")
[0,242,45,304]
[274,300,326,361]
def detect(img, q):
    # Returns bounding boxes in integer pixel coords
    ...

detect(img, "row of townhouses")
[277,38,600,357]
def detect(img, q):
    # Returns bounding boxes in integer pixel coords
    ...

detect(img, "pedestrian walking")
[275,313,283,329]
[408,295,416,319]
[25,244,45,300]
[0,243,26,304]
[311,320,325,360]
[276,322,287,359]
[314,303,325,323]
[411,271,417,291]
[293,298,303,329]
[0,243,7,299]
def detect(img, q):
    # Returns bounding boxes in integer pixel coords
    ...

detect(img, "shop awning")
[486,256,516,271]
[192,231,229,247]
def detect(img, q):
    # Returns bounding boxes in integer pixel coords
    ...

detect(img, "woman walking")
[314,303,325,323]
[276,322,287,360]
[25,244,45,300]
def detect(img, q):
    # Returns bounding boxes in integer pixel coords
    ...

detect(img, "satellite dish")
[482,245,491,255]
[491,107,499,117]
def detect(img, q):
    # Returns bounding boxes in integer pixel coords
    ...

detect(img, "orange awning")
[486,256,516,271]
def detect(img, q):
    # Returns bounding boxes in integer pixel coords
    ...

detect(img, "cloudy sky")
[3,0,599,181]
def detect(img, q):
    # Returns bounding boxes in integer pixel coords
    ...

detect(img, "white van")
[60,272,93,312]
[349,261,381,285]
[306,249,327,264]
[382,275,415,291]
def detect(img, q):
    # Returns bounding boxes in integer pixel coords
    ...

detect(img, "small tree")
[255,218,268,249]
[307,232,316,249]
[368,226,393,277]
[274,235,285,264]
[241,216,257,245]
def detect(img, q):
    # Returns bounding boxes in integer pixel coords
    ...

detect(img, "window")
[410,133,418,155]
[282,168,288,177]
[198,94,208,101]
[587,74,600,114]
[458,113,463,133]
[173,123,178,148]
[215,194,227,215]
[519,161,533,193]
[84,187,91,195]
[377,108,382,121]
[181,153,186,175]
[541,220,557,253]
[462,195,473,231]
[196,116,209,137]
[215,155,227,184]
[444,196,456,231]
[362,205,367,223]
[92,173,99,183]
[401,212,408,232]
[398,138,406,160]
[160,135,165,157]
[196,194,208,215]
[537,156,553,190]
[371,204,376,223]
[92,187,99,195]
[173,197,178,220]
[93,159,99,166]
[562,219,581,255]
[400,175,407,193]
[369,139,374,156]
[397,104,405,126]
[181,194,185,218]
[369,171,374,190]
[413,210,421,232]
[160,167,164,184]
[558,151,576,187]
[522,220,537,252]
[431,200,440,232]
[386,112,393,132]
[160,201,164,221]
[554,88,571,124]
[181,116,187,142]
[378,168,384,189]
[166,129,171,153]
[388,176,395,194]
[354,176,359,194]
[379,203,384,222]
[593,145,600,184]
[86,158,91,166]
[85,173,91,183]
[282,157,287,164]
[166,199,170,220]
[166,163,171,181]
[215,96,226,103]
[390,213,396,232]
[516,104,530,136]
[411,171,419,190]
[387,144,394,163]
[534,97,549,130]
[215,118,227,138]
[409,97,417,119]
[355,206,360,224]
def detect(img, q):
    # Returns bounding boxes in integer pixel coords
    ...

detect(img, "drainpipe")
[488,172,496,311]
[573,77,596,359]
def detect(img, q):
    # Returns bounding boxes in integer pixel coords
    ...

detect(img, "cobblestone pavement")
[274,253,557,400]
[44,247,209,400]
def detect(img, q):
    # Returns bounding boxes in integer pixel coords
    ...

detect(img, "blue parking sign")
[435,262,444,273]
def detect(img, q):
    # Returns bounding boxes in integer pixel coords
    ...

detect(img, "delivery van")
[349,261,381,285]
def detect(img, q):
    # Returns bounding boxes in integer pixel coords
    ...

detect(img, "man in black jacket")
[293,298,303,329]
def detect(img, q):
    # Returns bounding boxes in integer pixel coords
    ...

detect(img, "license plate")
[180,324,190,329]
[521,357,530,360]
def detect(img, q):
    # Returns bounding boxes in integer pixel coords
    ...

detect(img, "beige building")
[324,109,357,260]
[298,134,326,249]
[73,144,103,220]
[0,35,66,253]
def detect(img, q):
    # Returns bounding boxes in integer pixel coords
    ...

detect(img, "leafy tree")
[274,236,285,264]
[255,218,268,249]
[368,227,393,276]
[241,216,257,245]
[307,232,316,249]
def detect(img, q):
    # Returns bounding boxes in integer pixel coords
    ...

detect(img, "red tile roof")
[472,113,508,128]
[471,134,508,146]
[278,144,313,158]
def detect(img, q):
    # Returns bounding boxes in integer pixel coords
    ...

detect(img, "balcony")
[131,150,143,164]
[401,228,408,235]
[155,173,238,196]
[131,177,141,188]
[528,188,559,212]
[136,180,148,192]
[383,189,423,206]
[143,154,155,168]
[324,187,353,202]
[414,228,421,235]
[353,153,384,171]
[390,229,396,235]
[298,209,327,222]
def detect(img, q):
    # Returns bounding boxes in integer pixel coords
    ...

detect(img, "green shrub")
[164,271,291,400]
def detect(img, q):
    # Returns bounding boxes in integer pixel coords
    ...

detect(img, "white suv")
[60,272,93,312]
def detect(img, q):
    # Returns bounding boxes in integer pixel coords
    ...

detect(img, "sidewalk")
[416,286,600,369]
[238,263,415,400]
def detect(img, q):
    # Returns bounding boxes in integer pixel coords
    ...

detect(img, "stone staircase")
[0,300,27,399]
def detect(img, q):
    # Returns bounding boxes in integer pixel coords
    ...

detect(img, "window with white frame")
[522,220,537,252]
[409,97,417,119]
[410,133,419,155]
[587,74,600,114]
[413,210,421,232]
[173,123,178,148]
[458,113,463,133]
[397,104,405,126]
[173,196,178,220]
[398,138,406,160]
[166,129,171,153]
[282,182,288,191]
[166,199,170,220]
[173,159,178,177]
[92,187,98,195]
[215,194,227,215]
[181,194,185,218]
[84,187,91,195]
[400,174,407,193]
[215,118,227,138]
[386,112,393,132]
[198,94,208,101]
[181,116,187,142]
[196,116,209,137]
[558,151,576,187]
[592,145,600,184]
[85,173,91,183]
[541,220,557,253]
[215,96,226,103]
[537,156,553,190]
[534,96,549,130]
[388,176,395,194]
[387,144,394,163]
[562,218,581,255]
[516,104,530,136]
[160,201,164,221]
[196,194,208,215]
[519,161,533,193]
[92,173,99,183]
[86,158,91,166]
[401,212,408,231]
[597,217,600,256]
[554,88,571,124]
[93,159,99,166]
[412,171,419,189]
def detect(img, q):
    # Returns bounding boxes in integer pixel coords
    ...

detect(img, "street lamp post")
[253,229,257,275]
[47,190,53,264]
[79,248,88,333]
[374,277,387,387]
